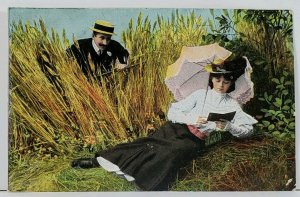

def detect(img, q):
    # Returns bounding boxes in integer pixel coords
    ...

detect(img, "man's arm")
[66,42,91,77]
[108,40,129,69]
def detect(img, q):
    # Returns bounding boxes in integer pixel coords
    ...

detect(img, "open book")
[207,111,236,122]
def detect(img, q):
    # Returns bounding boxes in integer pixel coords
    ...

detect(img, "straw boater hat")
[90,20,116,35]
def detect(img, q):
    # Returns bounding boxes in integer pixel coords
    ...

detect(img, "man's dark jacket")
[68,38,129,78]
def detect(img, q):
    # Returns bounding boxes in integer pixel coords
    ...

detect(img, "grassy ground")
[172,135,295,191]
[8,134,295,191]
[9,151,138,191]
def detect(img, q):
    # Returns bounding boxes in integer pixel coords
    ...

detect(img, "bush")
[257,70,295,140]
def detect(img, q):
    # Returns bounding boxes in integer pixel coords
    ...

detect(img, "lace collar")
[209,89,230,103]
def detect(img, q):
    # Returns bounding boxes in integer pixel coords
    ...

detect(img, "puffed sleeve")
[224,105,258,138]
[167,90,202,125]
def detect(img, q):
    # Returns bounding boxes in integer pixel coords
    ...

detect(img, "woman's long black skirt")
[95,121,206,191]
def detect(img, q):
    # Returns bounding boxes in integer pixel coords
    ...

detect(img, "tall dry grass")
[9,12,207,157]
[10,20,129,157]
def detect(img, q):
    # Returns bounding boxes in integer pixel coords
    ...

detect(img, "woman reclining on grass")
[71,56,257,191]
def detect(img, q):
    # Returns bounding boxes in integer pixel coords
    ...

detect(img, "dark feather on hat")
[211,56,247,80]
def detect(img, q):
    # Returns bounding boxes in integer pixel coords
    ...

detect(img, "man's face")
[93,33,112,50]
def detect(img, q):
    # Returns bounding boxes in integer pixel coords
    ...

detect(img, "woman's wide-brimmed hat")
[165,44,254,104]
[90,20,116,35]
[206,56,247,80]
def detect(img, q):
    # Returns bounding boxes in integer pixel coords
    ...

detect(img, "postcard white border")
[1,0,299,196]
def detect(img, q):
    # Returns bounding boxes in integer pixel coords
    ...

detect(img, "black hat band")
[94,24,114,34]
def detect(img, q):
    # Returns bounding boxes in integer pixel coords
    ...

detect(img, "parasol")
[165,43,254,104]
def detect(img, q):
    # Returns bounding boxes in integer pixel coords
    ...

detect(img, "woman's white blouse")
[167,89,258,138]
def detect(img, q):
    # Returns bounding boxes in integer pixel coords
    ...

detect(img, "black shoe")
[71,158,100,169]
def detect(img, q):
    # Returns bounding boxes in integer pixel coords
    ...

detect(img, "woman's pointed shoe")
[71,158,100,169]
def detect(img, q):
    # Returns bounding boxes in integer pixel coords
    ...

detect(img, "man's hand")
[115,63,128,70]
[115,55,129,70]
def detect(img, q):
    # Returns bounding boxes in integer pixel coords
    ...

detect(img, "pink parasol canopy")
[165,43,254,104]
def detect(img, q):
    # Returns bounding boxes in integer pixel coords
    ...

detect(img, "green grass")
[9,134,295,191]
[57,168,137,191]
[9,154,137,191]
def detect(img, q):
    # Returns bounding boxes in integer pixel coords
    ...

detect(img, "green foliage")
[205,9,293,77]
[202,10,233,46]
[242,10,293,38]
[203,9,294,118]
[257,71,295,139]
[235,10,294,78]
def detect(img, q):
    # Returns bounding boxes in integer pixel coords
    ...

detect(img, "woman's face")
[211,76,232,94]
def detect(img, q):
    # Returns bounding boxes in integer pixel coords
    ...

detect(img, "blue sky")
[9,8,225,43]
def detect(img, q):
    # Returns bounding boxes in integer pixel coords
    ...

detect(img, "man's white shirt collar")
[92,40,101,55]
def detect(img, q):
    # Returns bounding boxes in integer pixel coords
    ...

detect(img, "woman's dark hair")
[208,56,247,93]
[209,73,236,93]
